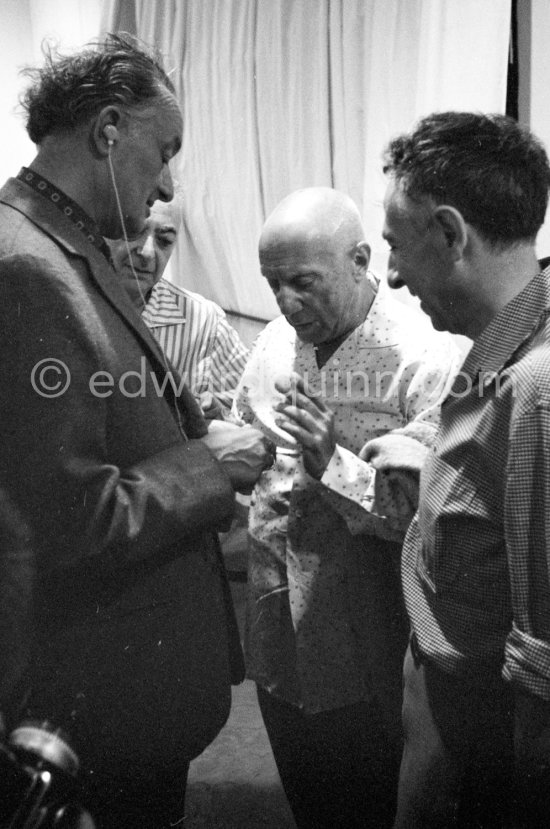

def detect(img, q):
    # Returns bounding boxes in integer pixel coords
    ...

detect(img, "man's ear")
[352,241,371,278]
[92,106,124,157]
[432,205,468,260]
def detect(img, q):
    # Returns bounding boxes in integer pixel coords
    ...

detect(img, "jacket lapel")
[0,178,207,438]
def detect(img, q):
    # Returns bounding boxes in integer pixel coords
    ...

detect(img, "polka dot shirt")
[236,282,460,713]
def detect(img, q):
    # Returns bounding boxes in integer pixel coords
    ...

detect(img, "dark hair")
[383,112,550,246]
[20,32,175,144]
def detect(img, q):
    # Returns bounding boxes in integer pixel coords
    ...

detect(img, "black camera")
[0,720,93,829]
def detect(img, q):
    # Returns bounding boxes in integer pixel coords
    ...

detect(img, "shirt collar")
[18,167,112,264]
[142,279,188,327]
[452,270,550,393]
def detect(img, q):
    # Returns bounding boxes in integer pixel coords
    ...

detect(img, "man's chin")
[289,320,318,342]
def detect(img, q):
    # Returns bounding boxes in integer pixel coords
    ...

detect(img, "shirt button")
[333,358,340,366]
[294,508,303,518]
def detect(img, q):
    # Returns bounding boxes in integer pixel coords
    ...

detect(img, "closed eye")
[294,275,316,288]
[154,226,177,248]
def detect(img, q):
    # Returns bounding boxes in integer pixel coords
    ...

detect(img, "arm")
[206,312,250,417]
[503,405,550,773]
[394,337,461,428]
[0,257,236,571]
[273,375,434,538]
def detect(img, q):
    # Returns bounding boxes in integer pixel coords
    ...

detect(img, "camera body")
[0,721,92,829]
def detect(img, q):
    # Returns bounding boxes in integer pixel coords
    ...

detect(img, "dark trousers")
[395,641,519,828]
[257,685,401,829]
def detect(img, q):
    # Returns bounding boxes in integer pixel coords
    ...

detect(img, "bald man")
[235,187,460,828]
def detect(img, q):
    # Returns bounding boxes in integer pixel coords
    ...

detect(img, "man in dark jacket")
[0,33,270,828]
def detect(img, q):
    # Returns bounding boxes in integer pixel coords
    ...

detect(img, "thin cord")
[106,148,187,436]
[107,148,148,312]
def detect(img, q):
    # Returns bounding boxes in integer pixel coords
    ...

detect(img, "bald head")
[260,187,365,255]
[259,188,374,345]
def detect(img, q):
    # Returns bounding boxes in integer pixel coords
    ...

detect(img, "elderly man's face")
[108,201,178,308]
[260,236,362,344]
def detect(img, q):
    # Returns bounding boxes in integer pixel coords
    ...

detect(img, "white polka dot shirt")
[236,283,460,712]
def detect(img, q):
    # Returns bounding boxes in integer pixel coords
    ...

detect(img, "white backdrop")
[101,0,511,326]
[0,0,102,188]
[0,0,511,331]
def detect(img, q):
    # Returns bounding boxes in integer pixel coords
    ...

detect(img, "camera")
[0,720,93,828]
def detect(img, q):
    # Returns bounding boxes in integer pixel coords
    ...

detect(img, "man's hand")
[198,391,223,421]
[359,432,430,473]
[274,373,335,479]
[202,421,275,493]
[359,432,430,513]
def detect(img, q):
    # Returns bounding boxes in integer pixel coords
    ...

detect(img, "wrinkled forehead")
[259,230,337,273]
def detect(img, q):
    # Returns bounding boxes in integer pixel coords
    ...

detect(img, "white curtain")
[101,0,511,323]
[0,0,103,187]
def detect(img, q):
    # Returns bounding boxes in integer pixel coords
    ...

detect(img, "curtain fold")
[101,0,511,321]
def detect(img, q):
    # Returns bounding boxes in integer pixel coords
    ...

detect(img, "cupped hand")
[274,372,335,479]
[202,421,275,493]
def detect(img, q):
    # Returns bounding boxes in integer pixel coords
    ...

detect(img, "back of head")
[20,32,175,145]
[383,112,550,247]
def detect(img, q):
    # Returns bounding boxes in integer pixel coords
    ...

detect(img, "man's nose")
[386,254,405,290]
[157,165,174,202]
[276,284,302,316]
[136,232,156,264]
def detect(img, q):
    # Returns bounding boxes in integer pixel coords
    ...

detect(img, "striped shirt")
[404,270,550,700]
[142,278,249,416]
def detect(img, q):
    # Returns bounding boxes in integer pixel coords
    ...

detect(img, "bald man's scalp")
[260,187,366,256]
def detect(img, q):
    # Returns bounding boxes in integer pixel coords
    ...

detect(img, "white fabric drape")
[101,0,511,322]
[0,0,103,187]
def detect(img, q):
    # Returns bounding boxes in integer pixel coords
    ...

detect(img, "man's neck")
[30,141,97,227]
[460,241,540,339]
[314,331,350,367]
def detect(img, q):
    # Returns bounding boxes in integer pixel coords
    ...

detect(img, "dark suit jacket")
[0,177,242,787]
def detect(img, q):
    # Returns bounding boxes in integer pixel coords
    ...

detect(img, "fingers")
[272,373,335,477]
[274,373,328,414]
[359,434,429,473]
[275,389,326,424]
[274,402,331,446]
